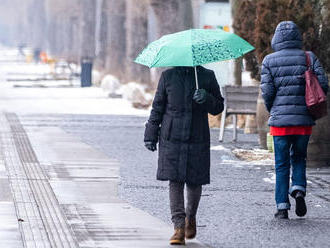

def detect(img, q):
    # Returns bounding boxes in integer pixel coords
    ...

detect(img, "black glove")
[145,141,157,152]
[193,89,207,104]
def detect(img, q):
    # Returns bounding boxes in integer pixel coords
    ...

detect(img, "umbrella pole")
[194,66,199,89]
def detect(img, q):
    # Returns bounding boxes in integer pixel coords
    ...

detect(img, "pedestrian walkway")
[1,52,330,248]
[0,112,206,247]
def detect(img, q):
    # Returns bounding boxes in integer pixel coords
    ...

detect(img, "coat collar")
[174,66,204,73]
[174,66,201,92]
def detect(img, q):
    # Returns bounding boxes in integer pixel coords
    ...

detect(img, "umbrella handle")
[194,66,199,90]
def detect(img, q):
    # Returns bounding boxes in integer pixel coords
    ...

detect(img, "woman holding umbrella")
[144,66,224,245]
[137,29,254,245]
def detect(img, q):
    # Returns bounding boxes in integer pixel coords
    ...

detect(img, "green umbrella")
[135,29,254,89]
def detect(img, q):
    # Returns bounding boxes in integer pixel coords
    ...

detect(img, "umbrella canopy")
[135,29,255,68]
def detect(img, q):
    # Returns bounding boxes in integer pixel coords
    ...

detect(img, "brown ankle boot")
[185,218,196,239]
[170,228,185,245]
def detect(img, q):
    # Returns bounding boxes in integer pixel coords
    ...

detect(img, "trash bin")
[33,48,41,63]
[81,58,93,87]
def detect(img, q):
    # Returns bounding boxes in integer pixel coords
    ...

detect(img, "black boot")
[295,191,307,217]
[274,209,288,219]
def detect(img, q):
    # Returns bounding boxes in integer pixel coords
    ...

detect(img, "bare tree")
[27,0,46,50]
[125,0,150,85]
[79,0,97,60]
[149,0,193,38]
[0,0,31,46]
[149,0,193,85]
[56,0,81,62]
[94,2,107,70]
[103,0,126,81]
[308,0,330,166]
[94,0,106,70]
[230,0,242,86]
[44,0,76,59]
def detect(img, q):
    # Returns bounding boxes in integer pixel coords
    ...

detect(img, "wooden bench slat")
[227,102,257,112]
[219,85,259,142]
[225,86,259,94]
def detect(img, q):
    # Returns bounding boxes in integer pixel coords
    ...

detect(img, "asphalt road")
[19,113,330,248]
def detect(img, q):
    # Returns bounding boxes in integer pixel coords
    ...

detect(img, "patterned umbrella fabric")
[135,29,255,68]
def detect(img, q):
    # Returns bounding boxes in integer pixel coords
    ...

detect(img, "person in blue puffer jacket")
[261,21,328,219]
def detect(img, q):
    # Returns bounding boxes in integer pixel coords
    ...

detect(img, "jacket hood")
[271,21,302,51]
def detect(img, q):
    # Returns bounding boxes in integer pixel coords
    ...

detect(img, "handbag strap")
[305,51,312,71]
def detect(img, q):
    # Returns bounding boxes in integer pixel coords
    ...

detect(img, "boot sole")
[170,240,185,245]
[295,196,307,217]
[274,214,288,219]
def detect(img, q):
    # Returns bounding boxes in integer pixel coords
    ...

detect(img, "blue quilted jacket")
[261,21,328,127]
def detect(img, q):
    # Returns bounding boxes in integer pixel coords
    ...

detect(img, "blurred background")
[0,1,329,247]
[0,0,237,88]
[0,0,329,162]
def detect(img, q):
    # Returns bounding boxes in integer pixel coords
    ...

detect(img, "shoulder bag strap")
[305,51,312,71]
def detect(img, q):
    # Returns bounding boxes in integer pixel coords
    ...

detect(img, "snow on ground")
[0,83,150,116]
[0,48,150,116]
[210,144,231,152]
[1,63,51,75]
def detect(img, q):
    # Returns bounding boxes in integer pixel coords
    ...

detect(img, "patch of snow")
[119,82,152,108]
[0,50,150,116]
[220,155,234,162]
[0,83,149,116]
[263,172,275,184]
[211,145,231,152]
[234,164,243,168]
[92,70,102,85]
[101,74,121,96]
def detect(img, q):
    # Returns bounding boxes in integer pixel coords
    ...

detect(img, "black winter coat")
[261,21,328,127]
[144,66,224,185]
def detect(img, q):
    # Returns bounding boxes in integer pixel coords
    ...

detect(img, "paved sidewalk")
[0,112,207,248]
[1,57,330,247]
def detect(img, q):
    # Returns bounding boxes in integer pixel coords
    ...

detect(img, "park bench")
[7,60,77,86]
[219,85,259,142]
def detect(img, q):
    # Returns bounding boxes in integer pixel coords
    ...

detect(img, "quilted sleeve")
[144,72,167,142]
[310,51,328,95]
[260,56,276,112]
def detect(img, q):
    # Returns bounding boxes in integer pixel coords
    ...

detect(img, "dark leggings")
[169,181,202,228]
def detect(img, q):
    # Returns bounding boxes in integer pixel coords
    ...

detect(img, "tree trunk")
[57,17,67,57]
[244,115,258,134]
[95,1,108,70]
[256,89,269,149]
[149,0,193,85]
[125,0,150,85]
[79,0,96,60]
[307,0,330,167]
[65,0,81,63]
[233,58,242,86]
[28,0,46,50]
[93,0,104,70]
[66,16,80,62]
[47,17,58,55]
[307,93,330,167]
[231,0,242,87]
[103,0,126,81]
[150,0,193,38]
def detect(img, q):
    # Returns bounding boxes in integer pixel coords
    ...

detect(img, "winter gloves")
[145,141,157,152]
[193,89,207,104]
[145,89,208,151]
